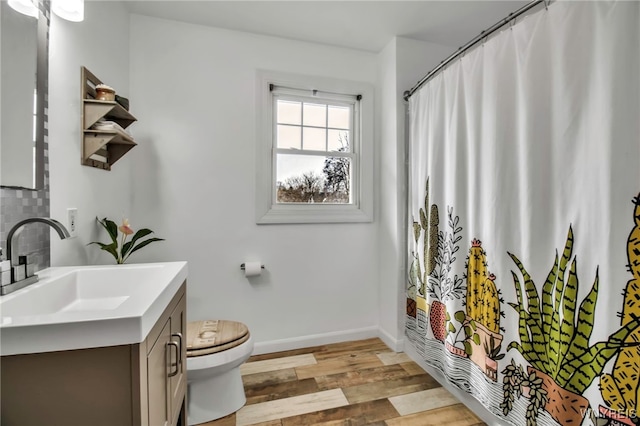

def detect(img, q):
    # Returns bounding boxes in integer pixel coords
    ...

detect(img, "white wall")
[46,2,457,354]
[49,1,133,266]
[128,15,380,352]
[376,37,452,349]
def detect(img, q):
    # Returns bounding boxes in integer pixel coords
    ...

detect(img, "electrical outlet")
[67,208,78,238]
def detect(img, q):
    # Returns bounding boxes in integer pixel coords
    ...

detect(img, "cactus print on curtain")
[405,2,640,426]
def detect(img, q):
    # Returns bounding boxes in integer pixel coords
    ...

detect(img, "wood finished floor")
[197,338,486,426]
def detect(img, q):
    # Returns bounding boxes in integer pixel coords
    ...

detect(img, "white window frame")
[256,70,374,224]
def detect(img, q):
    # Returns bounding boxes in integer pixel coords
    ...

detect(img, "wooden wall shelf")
[81,67,137,170]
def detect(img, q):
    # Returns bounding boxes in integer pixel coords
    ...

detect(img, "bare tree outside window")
[322,134,350,203]
[276,135,351,204]
[277,172,325,203]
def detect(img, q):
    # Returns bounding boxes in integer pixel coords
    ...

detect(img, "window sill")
[257,204,373,224]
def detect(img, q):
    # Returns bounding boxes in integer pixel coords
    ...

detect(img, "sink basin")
[0,262,188,356]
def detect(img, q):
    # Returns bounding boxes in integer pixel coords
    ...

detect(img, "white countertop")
[0,261,188,356]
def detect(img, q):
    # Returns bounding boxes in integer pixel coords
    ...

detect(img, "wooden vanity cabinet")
[146,283,187,426]
[0,282,187,426]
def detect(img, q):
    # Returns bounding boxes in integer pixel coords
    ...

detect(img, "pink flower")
[119,218,134,235]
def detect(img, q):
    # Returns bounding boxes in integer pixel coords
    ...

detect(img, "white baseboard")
[377,327,405,352]
[403,342,508,426]
[252,326,379,355]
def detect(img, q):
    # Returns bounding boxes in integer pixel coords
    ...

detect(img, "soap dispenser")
[0,248,11,286]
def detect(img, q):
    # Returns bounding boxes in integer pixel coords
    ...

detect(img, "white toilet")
[186,320,254,425]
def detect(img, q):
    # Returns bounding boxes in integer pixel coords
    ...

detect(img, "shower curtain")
[405,2,639,426]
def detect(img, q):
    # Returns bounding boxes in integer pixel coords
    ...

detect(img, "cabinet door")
[169,295,187,425]
[148,319,171,426]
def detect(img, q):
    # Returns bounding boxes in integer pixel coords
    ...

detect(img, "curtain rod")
[403,0,547,102]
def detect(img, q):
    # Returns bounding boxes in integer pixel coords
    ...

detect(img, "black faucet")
[2,217,70,295]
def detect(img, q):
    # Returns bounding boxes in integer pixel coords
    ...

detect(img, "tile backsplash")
[0,187,51,272]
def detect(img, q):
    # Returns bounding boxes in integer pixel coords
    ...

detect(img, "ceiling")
[124,1,530,53]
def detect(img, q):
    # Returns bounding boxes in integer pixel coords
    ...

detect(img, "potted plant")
[89,217,164,264]
[464,239,505,377]
[503,225,640,426]
[501,359,547,426]
[409,178,440,331]
[444,309,473,358]
[424,205,465,342]
[483,336,504,381]
[599,194,640,426]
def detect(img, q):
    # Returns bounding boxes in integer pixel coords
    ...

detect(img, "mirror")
[0,0,48,190]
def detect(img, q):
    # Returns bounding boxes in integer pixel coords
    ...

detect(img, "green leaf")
[508,302,520,312]
[557,257,579,375]
[508,263,525,314]
[558,227,574,280]
[564,269,599,365]
[516,254,542,328]
[97,217,118,244]
[463,340,473,355]
[607,316,640,345]
[454,310,466,323]
[124,237,165,260]
[121,228,154,258]
[87,241,118,262]
[560,318,640,392]
[464,325,473,337]
[446,311,451,321]
[420,208,428,230]
[549,299,562,374]
[550,226,574,375]
[473,333,481,345]
[408,259,418,290]
[415,257,424,295]
[561,343,626,393]
[509,254,548,366]
[448,323,456,333]
[413,221,421,243]
[541,253,559,345]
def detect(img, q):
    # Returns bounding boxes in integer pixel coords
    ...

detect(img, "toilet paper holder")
[240,263,265,270]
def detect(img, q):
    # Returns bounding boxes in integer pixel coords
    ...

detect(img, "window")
[256,71,373,224]
[274,88,357,204]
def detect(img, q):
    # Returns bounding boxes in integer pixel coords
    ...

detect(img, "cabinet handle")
[167,341,179,377]
[172,332,183,373]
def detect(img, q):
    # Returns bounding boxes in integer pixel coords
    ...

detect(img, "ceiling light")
[8,0,39,18]
[52,0,84,22]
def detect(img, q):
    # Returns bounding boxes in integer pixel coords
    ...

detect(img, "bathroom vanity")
[0,262,188,426]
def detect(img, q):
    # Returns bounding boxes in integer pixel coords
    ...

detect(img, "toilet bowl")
[186,320,254,426]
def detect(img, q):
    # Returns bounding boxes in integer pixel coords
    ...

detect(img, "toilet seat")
[186,320,250,357]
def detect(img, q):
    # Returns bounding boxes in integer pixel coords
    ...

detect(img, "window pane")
[328,130,350,152]
[328,106,350,129]
[303,127,326,151]
[323,156,351,203]
[276,154,351,204]
[277,125,301,149]
[277,100,301,125]
[303,103,326,127]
